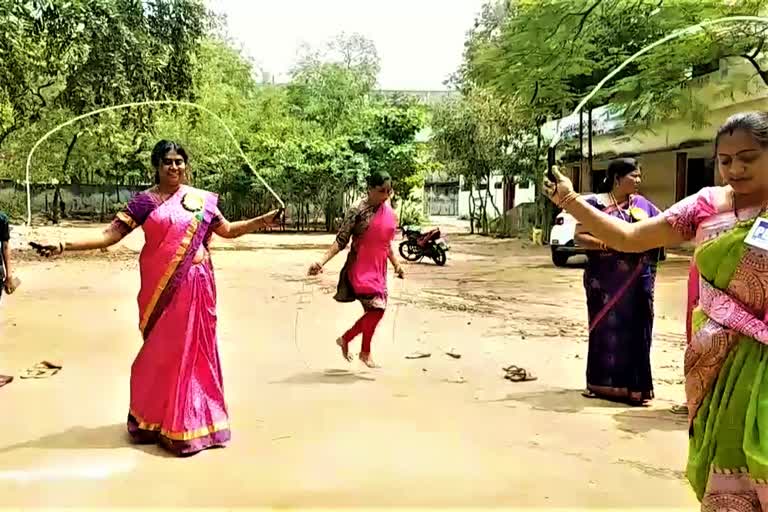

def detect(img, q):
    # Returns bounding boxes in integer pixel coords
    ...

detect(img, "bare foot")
[336,337,352,362]
[359,353,379,368]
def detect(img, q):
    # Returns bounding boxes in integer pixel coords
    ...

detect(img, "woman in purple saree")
[31,140,280,456]
[575,158,663,406]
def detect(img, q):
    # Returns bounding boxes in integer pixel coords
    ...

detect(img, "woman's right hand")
[308,262,323,276]
[29,241,63,258]
[542,166,575,206]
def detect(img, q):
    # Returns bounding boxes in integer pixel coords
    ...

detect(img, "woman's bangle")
[59,242,65,254]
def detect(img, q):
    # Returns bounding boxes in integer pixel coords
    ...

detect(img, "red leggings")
[341,309,384,354]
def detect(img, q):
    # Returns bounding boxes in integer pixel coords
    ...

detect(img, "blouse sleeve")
[662,188,714,241]
[210,205,224,230]
[335,207,358,250]
[110,191,155,236]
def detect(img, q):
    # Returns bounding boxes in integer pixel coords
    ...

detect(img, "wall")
[582,152,678,210]
[0,182,145,219]
[636,152,678,210]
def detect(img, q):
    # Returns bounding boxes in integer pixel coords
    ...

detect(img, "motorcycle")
[398,225,449,266]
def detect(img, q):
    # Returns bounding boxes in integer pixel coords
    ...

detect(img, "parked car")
[549,210,587,267]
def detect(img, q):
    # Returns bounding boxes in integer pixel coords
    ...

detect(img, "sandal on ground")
[503,365,537,382]
[670,404,688,415]
[20,361,62,379]
[581,389,599,399]
[0,375,12,388]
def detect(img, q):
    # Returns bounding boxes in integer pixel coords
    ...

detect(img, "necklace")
[731,189,768,221]
[609,192,631,222]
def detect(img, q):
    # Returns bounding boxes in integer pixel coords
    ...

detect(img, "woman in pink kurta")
[31,140,280,456]
[308,171,404,368]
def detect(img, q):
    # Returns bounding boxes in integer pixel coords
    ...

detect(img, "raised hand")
[542,165,575,206]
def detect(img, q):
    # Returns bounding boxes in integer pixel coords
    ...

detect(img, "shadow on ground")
[270,369,376,385]
[481,388,627,413]
[0,424,176,458]
[613,407,688,434]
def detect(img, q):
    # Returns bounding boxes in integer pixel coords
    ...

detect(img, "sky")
[207,0,486,91]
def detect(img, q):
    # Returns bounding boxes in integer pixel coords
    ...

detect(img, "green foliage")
[0,8,428,230]
[462,0,768,129]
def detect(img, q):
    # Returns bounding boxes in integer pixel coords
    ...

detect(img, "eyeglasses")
[162,158,185,167]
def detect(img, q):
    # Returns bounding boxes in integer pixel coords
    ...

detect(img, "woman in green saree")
[544,111,768,510]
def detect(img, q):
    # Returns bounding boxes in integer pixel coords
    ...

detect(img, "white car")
[549,210,587,267]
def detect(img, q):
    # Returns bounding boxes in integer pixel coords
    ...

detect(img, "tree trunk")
[51,186,61,224]
[101,188,107,223]
[52,132,80,223]
[588,108,593,174]
[468,185,476,235]
[579,109,584,190]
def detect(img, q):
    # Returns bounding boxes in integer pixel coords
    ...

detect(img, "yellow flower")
[182,193,204,212]
[629,207,648,221]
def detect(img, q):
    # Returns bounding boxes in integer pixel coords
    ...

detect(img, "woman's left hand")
[394,265,405,279]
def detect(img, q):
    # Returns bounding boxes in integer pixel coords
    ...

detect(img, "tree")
[464,0,768,130]
[430,88,541,235]
[0,0,90,149]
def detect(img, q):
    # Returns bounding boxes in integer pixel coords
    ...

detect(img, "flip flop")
[503,365,537,382]
[445,348,461,359]
[670,404,688,415]
[0,375,12,388]
[582,390,599,399]
[405,351,431,359]
[20,361,62,379]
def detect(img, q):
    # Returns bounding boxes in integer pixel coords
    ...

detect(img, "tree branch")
[741,53,768,87]
[548,0,605,40]
[530,81,539,105]
[34,80,55,108]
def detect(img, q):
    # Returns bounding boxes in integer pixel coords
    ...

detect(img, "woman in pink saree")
[308,171,405,368]
[545,112,768,510]
[31,140,280,456]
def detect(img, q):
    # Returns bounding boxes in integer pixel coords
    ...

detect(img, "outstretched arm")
[31,225,126,257]
[308,207,355,275]
[544,167,684,252]
[64,227,125,251]
[565,197,683,252]
[213,209,281,239]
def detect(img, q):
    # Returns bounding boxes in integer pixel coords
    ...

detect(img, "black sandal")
[503,365,537,382]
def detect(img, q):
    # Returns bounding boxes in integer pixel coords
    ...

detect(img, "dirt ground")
[0,219,697,508]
